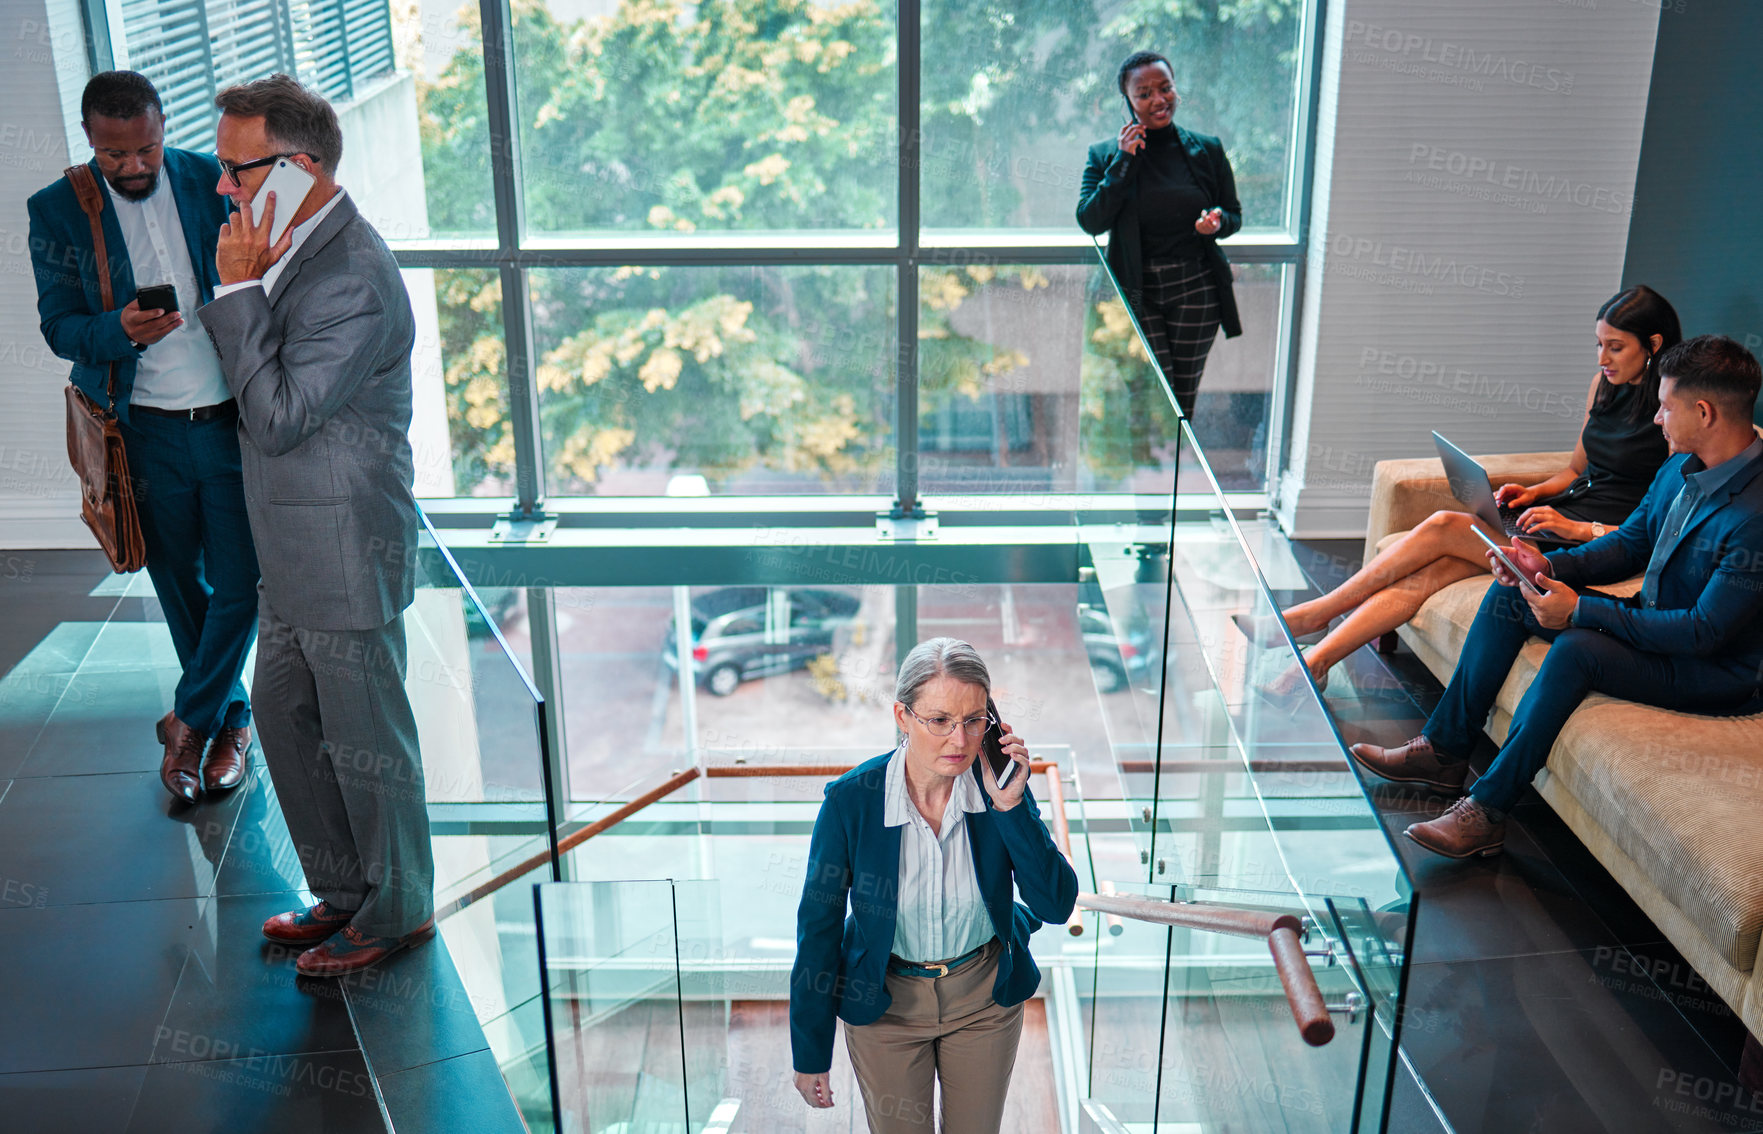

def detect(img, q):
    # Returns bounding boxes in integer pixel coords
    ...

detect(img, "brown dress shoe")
[158,714,206,804]
[263,899,358,945]
[295,918,436,977]
[1347,735,1467,794]
[204,725,250,792]
[1405,796,1507,858]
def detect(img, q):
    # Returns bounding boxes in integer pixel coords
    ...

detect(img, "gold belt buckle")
[927,962,949,977]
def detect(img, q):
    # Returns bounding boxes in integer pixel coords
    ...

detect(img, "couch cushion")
[1543,702,1763,972]
[1379,528,1763,972]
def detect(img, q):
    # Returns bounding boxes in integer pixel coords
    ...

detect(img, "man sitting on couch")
[1350,334,1763,858]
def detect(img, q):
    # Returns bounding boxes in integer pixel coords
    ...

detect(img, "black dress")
[1545,380,1667,523]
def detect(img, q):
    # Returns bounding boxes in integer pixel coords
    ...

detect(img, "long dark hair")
[1595,285,1681,423]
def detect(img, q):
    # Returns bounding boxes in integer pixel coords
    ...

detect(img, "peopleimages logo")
[1345,21,1575,94]
[1407,145,1630,215]
[1329,234,1527,298]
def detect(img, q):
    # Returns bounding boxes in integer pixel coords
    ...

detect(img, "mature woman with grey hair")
[789,638,1078,1132]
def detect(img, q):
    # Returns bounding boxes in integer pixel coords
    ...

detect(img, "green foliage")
[410,0,1301,493]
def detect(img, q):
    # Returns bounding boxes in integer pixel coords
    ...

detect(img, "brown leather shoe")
[204,725,250,792]
[295,918,436,978]
[158,713,206,804]
[262,899,358,945]
[1405,796,1507,858]
[1347,735,1467,794]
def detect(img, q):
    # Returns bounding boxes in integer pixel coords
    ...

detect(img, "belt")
[132,399,237,422]
[887,942,988,979]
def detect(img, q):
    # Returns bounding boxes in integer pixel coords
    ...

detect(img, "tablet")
[1472,527,1543,598]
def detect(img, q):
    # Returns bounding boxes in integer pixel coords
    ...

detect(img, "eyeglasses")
[903,707,995,738]
[215,152,313,188]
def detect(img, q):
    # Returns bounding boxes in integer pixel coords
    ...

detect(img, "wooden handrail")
[1075,891,1334,1046]
[1097,880,1125,936]
[1118,759,1349,775]
[436,759,1083,939]
[1040,769,1085,937]
[433,768,701,921]
[706,761,1056,777]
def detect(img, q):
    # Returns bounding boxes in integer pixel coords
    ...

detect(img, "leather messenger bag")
[62,164,146,574]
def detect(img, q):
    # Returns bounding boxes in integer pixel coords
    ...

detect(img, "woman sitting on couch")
[1254,285,1680,695]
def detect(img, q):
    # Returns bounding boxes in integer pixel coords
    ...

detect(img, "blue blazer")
[1548,447,1763,688]
[789,751,1079,1075]
[26,149,231,424]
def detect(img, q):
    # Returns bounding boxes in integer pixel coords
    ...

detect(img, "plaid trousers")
[1138,256,1222,419]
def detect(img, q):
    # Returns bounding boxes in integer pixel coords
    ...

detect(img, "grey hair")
[895,637,990,710]
[214,73,344,172]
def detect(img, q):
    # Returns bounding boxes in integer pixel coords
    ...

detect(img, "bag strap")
[63,163,120,411]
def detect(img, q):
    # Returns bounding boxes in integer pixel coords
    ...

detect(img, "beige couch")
[1364,451,1763,1037]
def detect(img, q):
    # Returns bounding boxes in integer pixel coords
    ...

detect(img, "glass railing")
[407,247,1408,1131]
[1074,243,1416,1132]
[533,879,728,1134]
[413,509,561,1128]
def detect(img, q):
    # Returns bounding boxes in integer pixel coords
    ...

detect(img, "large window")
[529,266,897,495]
[98,0,1317,506]
[919,0,1307,235]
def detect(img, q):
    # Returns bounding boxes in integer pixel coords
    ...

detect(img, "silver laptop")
[1431,431,1580,548]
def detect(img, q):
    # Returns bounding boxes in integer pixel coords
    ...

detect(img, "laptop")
[1431,431,1581,549]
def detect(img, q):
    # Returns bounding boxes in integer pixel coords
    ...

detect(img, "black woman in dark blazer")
[1077,50,1243,419]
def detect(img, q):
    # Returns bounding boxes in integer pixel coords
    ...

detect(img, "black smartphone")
[136,284,178,315]
[983,696,1017,788]
[1123,96,1139,125]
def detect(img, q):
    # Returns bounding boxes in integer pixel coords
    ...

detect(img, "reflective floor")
[4,538,1761,1131]
[1294,540,1763,1134]
[0,553,517,1134]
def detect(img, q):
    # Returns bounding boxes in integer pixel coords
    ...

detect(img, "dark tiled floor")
[0,554,511,1133]
[1291,537,1763,1134]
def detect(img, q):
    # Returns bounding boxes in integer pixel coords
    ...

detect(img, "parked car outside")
[664,587,863,696]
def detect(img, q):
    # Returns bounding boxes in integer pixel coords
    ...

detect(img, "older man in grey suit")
[198,74,433,977]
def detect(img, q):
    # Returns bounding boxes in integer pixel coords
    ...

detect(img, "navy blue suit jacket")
[27,149,230,424]
[1548,447,1763,686]
[789,752,1079,1075]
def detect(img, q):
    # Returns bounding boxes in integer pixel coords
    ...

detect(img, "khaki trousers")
[842,940,1024,1133]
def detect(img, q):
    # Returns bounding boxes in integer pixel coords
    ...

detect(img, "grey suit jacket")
[198,192,417,631]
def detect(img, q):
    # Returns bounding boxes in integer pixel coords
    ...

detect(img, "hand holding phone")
[1472,527,1543,597]
[251,158,316,245]
[135,283,178,315]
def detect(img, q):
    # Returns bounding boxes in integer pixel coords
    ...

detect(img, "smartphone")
[1123,96,1139,125]
[250,158,316,245]
[1472,527,1544,598]
[135,283,177,314]
[983,696,1018,788]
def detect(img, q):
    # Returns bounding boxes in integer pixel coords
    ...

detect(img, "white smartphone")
[1472,527,1544,598]
[250,158,316,245]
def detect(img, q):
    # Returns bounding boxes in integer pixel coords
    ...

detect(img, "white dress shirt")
[212,187,347,302]
[103,173,230,410]
[885,746,996,964]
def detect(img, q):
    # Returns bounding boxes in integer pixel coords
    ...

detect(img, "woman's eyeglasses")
[904,708,995,738]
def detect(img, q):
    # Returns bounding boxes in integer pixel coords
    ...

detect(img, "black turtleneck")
[1133,124,1209,262]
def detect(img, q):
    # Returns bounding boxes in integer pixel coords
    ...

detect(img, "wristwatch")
[1591,522,1607,538]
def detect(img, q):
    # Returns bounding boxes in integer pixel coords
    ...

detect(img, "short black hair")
[1657,335,1762,418]
[1117,51,1173,97]
[81,71,163,123]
